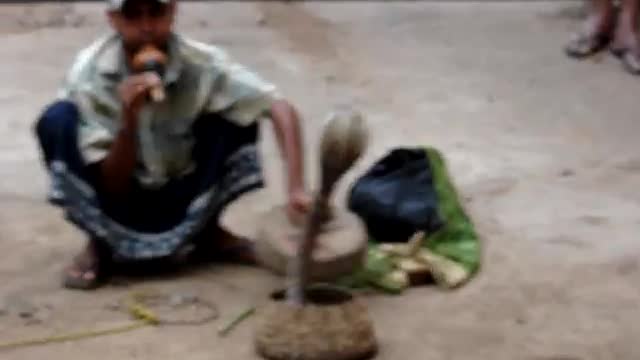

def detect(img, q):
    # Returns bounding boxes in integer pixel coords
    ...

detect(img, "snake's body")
[287,107,368,306]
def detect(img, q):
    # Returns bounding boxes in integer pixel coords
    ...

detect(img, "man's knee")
[34,100,79,142]
[34,100,81,167]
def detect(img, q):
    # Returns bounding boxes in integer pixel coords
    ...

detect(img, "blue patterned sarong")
[34,101,263,260]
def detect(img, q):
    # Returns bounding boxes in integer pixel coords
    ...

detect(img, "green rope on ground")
[218,307,256,337]
[0,290,218,351]
[0,321,150,351]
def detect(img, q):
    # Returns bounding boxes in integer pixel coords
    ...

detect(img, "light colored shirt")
[58,32,280,188]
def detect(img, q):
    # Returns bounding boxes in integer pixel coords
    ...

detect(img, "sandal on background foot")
[621,51,640,75]
[610,47,640,75]
[565,32,611,59]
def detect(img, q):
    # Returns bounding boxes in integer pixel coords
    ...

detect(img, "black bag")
[347,148,444,242]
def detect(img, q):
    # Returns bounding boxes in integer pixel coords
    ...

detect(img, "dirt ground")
[1,1,640,359]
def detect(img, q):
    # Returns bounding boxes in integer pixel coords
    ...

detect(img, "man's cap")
[107,0,170,11]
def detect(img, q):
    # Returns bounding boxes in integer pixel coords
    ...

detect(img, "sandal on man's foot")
[565,32,611,59]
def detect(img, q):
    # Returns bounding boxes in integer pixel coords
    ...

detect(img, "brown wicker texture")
[254,286,378,360]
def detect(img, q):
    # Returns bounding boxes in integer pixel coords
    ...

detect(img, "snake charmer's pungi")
[34,0,310,289]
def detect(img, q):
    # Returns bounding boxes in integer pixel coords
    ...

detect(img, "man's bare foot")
[213,227,257,265]
[62,239,109,290]
[566,3,616,58]
[191,225,257,265]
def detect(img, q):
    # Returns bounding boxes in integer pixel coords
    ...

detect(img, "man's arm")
[98,111,138,195]
[98,73,162,195]
[270,100,305,202]
[203,53,311,216]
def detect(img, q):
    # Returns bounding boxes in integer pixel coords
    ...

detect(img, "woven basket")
[254,285,378,360]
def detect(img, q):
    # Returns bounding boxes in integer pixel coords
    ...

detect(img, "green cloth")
[337,147,481,293]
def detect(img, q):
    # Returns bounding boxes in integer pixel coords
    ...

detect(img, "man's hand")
[287,187,312,225]
[117,72,162,124]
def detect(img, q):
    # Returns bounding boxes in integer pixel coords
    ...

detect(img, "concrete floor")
[1,2,639,359]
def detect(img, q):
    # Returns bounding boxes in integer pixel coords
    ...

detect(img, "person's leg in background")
[566,0,616,58]
[612,0,640,73]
